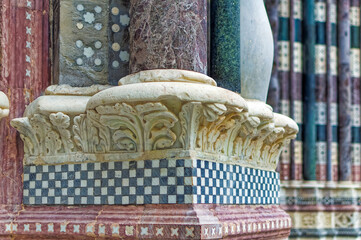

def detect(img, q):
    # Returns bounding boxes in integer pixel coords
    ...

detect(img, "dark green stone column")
[210,0,273,101]
[303,0,317,180]
[210,0,241,92]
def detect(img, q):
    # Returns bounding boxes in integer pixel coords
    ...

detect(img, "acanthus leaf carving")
[179,101,298,170]
[11,113,75,157]
[87,110,111,153]
[136,103,178,150]
[12,98,297,171]
[29,114,53,155]
[202,103,227,122]
[10,117,39,156]
[98,103,141,152]
[45,131,62,155]
[50,112,74,153]
[96,102,178,152]
[73,114,89,152]
[179,102,203,150]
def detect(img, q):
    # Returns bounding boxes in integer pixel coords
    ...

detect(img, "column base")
[0,204,290,239]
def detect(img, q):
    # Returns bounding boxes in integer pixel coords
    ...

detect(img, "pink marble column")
[129,0,207,74]
[0,0,50,206]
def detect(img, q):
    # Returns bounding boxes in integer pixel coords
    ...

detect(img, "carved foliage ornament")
[11,100,297,170]
[75,102,178,153]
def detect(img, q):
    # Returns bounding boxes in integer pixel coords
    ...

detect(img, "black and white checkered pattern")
[194,160,279,204]
[23,159,280,205]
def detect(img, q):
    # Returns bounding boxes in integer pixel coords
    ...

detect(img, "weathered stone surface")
[129,0,207,74]
[55,0,131,86]
[45,84,111,96]
[119,69,216,86]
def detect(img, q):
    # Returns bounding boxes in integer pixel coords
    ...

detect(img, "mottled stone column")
[303,0,317,181]
[128,0,207,74]
[211,0,273,101]
[265,0,280,113]
[210,0,240,92]
[350,0,360,182]
[338,0,352,181]
[0,0,50,206]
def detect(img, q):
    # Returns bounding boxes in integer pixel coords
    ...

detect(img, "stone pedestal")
[7,69,298,239]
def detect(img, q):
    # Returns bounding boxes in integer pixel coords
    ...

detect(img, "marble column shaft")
[0,0,50,205]
[210,0,241,92]
[265,0,280,113]
[338,0,352,181]
[303,0,317,181]
[129,0,208,74]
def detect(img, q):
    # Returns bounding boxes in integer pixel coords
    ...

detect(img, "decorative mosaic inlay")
[108,0,130,85]
[23,159,280,205]
[1,218,291,238]
[25,0,33,86]
[58,0,129,86]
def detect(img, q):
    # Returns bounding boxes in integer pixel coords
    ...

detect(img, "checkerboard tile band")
[194,160,279,205]
[23,159,280,205]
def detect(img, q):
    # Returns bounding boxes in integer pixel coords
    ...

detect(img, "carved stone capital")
[11,70,298,171]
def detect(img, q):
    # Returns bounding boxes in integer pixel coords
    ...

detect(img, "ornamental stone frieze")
[11,70,298,172]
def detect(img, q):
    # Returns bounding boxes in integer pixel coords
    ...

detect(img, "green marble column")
[210,0,274,102]
[303,0,317,180]
[210,0,241,92]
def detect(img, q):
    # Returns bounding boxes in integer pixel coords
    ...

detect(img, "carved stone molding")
[11,70,298,171]
[0,205,291,239]
[0,91,9,119]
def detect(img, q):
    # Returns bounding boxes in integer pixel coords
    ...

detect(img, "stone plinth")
[0,205,290,239]
[8,70,297,239]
